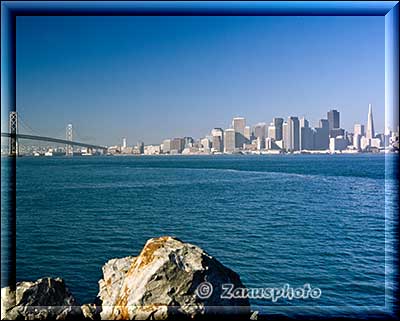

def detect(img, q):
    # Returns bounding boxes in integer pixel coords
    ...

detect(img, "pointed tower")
[366,104,375,139]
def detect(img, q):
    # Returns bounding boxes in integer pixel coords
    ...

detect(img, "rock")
[1,277,83,320]
[98,236,250,320]
[81,303,101,320]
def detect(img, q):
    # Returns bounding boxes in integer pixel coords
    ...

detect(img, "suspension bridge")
[1,112,108,156]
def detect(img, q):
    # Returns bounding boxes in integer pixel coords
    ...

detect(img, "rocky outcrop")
[1,236,251,320]
[1,277,83,320]
[98,236,250,319]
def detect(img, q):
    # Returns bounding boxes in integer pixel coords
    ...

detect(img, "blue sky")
[16,16,384,145]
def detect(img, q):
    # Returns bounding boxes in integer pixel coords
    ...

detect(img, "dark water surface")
[11,154,398,314]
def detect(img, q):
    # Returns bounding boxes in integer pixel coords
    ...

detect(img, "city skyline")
[11,15,386,145]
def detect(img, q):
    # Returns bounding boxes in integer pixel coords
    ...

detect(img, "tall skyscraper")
[254,123,267,139]
[282,121,288,149]
[171,138,185,153]
[122,138,127,149]
[366,104,375,139]
[268,124,276,139]
[354,124,365,136]
[282,117,299,151]
[327,109,340,130]
[211,128,224,153]
[224,128,235,153]
[244,125,252,142]
[287,116,300,151]
[272,118,284,140]
[232,117,246,148]
[314,119,329,150]
[162,139,171,154]
[137,141,144,154]
[300,117,314,150]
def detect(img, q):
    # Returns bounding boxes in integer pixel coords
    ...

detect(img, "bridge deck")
[1,133,107,150]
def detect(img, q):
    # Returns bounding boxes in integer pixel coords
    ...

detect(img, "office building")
[244,126,252,142]
[272,117,284,140]
[171,138,185,153]
[353,133,361,150]
[224,128,236,153]
[327,109,340,130]
[284,116,300,151]
[300,117,314,150]
[254,123,267,139]
[329,136,348,152]
[354,124,365,136]
[366,104,375,139]
[211,128,224,153]
[162,139,171,154]
[314,119,329,150]
[329,128,345,138]
[136,141,144,154]
[232,117,246,148]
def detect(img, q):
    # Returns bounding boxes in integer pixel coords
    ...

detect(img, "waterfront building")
[144,145,161,155]
[171,138,185,153]
[327,109,340,130]
[329,136,348,152]
[354,124,365,136]
[122,138,127,149]
[360,136,370,151]
[232,117,246,148]
[211,128,224,153]
[224,128,236,153]
[282,122,288,150]
[300,117,314,150]
[284,116,300,151]
[366,104,375,139]
[272,117,284,140]
[314,119,329,150]
[136,141,144,154]
[162,139,171,154]
[201,137,211,152]
[353,133,361,151]
[184,137,194,148]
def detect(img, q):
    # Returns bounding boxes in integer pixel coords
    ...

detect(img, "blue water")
[10,154,398,314]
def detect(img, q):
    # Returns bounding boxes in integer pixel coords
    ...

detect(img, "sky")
[15,15,385,146]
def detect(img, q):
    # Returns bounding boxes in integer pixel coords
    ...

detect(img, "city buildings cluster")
[110,104,399,156]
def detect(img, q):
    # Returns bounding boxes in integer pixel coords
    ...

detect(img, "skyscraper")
[244,125,252,142]
[254,123,267,139]
[211,128,224,153]
[232,117,246,148]
[327,109,340,130]
[224,128,235,153]
[282,117,299,151]
[170,138,185,153]
[314,119,329,150]
[300,117,314,150]
[366,104,375,139]
[272,118,284,140]
[288,116,300,151]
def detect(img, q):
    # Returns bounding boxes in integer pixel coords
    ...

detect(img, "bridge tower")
[66,124,73,156]
[8,112,19,157]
